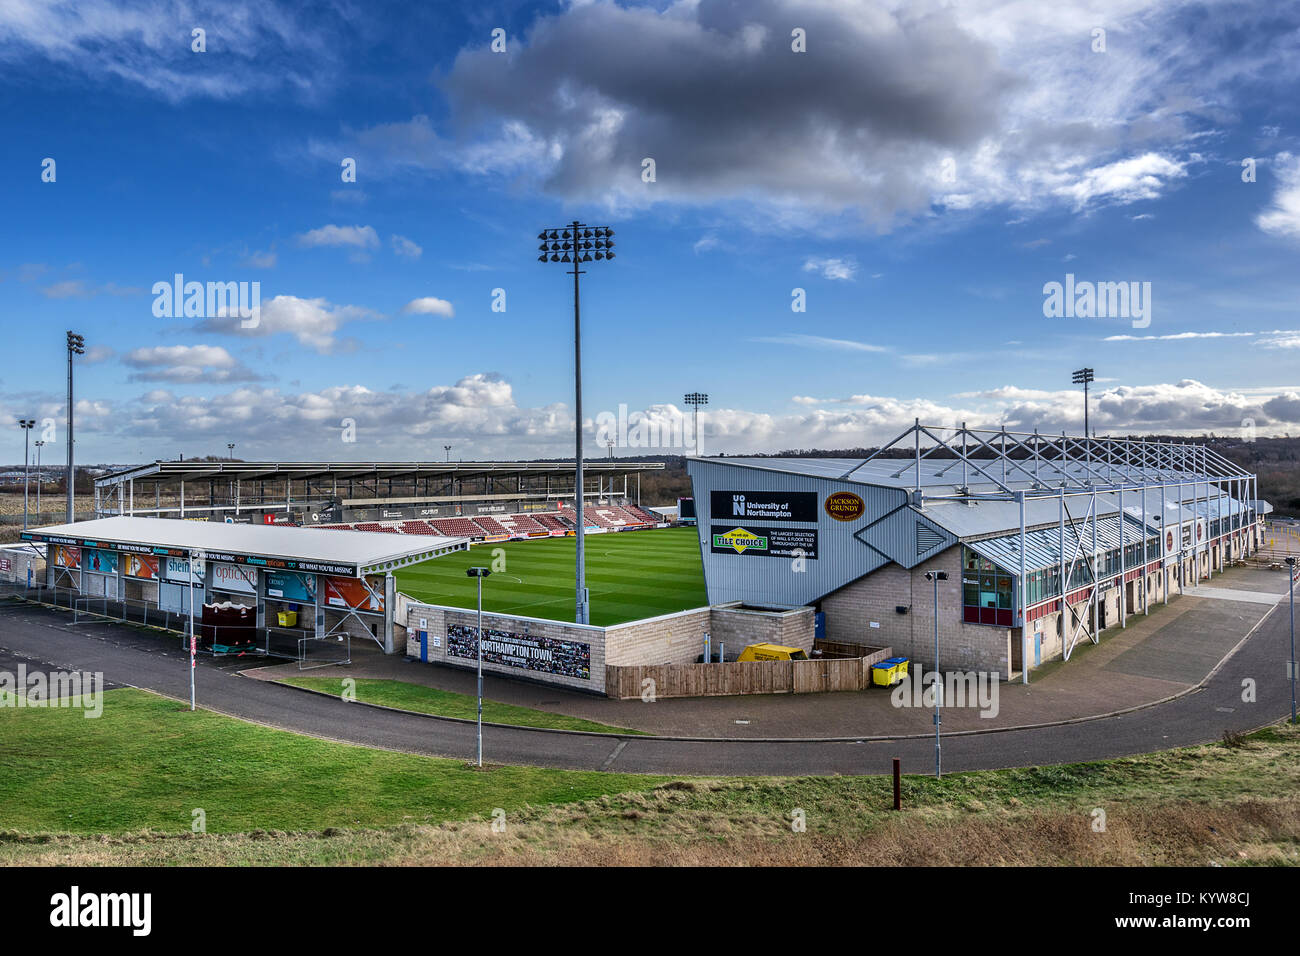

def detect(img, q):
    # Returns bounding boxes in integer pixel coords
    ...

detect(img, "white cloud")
[400,297,455,318]
[390,235,423,259]
[1256,152,1300,239]
[296,224,379,249]
[0,0,347,103]
[195,294,375,352]
[1053,153,1188,211]
[802,257,857,281]
[753,334,887,353]
[122,344,258,383]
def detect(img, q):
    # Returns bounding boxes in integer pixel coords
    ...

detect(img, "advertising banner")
[84,549,119,575]
[447,624,590,680]
[710,491,817,523]
[265,569,315,603]
[123,554,159,580]
[323,576,383,612]
[710,525,819,559]
[53,545,82,569]
[211,562,256,594]
[163,555,205,585]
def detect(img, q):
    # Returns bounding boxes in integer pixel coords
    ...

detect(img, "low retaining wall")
[605,644,893,699]
[403,597,821,697]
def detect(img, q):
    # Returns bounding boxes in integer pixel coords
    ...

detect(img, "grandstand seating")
[429,517,486,538]
[352,522,400,533]
[499,513,547,535]
[399,520,441,535]
[533,512,571,532]
[473,515,508,535]
[315,506,658,538]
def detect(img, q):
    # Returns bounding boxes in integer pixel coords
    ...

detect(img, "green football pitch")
[395,526,706,626]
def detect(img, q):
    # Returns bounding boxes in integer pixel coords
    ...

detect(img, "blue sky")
[2,0,1299,463]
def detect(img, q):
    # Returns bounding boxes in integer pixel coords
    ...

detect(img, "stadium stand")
[499,513,547,535]
[534,512,572,533]
[399,520,441,535]
[315,507,651,538]
[473,516,509,535]
[430,517,487,538]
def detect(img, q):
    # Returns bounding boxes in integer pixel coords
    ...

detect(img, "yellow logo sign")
[713,528,768,554]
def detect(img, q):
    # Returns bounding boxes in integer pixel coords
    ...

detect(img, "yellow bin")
[871,657,909,687]
[277,610,298,628]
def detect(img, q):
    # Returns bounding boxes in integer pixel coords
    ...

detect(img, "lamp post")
[924,569,949,778]
[466,566,492,766]
[66,331,84,523]
[1287,556,1296,725]
[444,445,452,462]
[684,392,708,456]
[1072,367,1094,439]
[18,419,35,531]
[227,443,235,460]
[34,439,44,518]
[538,221,615,625]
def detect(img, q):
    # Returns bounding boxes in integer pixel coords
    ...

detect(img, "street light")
[466,566,492,766]
[1287,556,1296,725]
[1071,367,1094,438]
[18,419,35,531]
[924,569,949,778]
[684,392,709,457]
[444,445,452,462]
[34,439,44,518]
[66,331,85,524]
[227,443,235,460]
[538,221,616,625]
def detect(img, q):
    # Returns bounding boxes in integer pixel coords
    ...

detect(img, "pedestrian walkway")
[1182,586,1281,605]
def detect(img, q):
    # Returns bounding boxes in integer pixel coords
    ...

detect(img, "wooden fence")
[605,645,894,699]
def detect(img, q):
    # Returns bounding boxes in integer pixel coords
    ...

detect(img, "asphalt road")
[0,597,1294,776]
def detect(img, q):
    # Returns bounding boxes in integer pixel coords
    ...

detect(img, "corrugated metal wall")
[687,459,956,606]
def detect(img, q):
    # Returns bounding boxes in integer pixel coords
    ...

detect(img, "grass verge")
[0,688,664,837]
[278,676,642,734]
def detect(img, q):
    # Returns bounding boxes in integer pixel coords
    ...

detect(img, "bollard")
[893,757,902,811]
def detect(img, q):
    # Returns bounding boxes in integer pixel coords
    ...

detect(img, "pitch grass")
[394,526,706,626]
[3,688,1300,865]
[0,688,666,836]
[278,676,644,735]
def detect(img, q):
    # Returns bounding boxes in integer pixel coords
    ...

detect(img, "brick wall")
[405,602,606,693]
[820,546,1011,677]
[707,604,816,659]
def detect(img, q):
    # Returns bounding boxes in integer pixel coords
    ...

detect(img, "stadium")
[690,422,1270,679]
[8,420,1273,695]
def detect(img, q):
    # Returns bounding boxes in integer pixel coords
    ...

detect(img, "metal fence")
[0,584,349,668]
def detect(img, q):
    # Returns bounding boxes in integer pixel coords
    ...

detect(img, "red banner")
[324,576,384,612]
[124,554,159,580]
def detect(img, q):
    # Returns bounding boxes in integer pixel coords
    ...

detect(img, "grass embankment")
[395,525,705,626]
[278,676,642,735]
[0,689,664,841]
[2,687,1298,865]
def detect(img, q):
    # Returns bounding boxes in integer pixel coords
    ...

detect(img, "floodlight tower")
[537,220,616,626]
[1072,367,1095,438]
[65,331,85,523]
[34,439,45,517]
[18,419,35,531]
[684,392,709,457]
